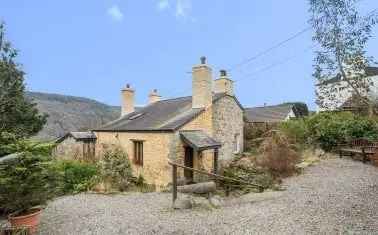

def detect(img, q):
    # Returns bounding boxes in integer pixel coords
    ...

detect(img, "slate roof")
[94,93,240,132]
[244,104,295,123]
[180,130,221,151]
[317,66,378,86]
[56,131,97,143]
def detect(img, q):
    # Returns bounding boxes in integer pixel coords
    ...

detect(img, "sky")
[2,0,378,110]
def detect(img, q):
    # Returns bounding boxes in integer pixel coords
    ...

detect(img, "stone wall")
[95,131,174,187]
[213,96,244,164]
[54,137,95,162]
[179,107,214,180]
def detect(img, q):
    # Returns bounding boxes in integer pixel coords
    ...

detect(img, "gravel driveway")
[39,158,378,234]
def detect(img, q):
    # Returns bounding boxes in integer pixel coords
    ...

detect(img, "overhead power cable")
[228,27,312,72]
[234,46,314,82]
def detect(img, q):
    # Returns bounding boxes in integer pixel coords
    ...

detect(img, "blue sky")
[2,0,378,110]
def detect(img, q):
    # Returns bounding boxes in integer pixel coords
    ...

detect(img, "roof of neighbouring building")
[94,93,242,132]
[317,66,378,86]
[244,104,298,123]
[180,130,221,151]
[56,131,97,143]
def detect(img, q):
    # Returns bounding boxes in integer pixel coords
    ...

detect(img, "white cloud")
[157,0,170,11]
[107,5,124,22]
[175,0,191,18]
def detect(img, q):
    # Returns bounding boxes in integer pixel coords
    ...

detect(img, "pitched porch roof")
[180,130,221,151]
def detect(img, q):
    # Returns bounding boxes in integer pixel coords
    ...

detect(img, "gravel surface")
[39,158,378,234]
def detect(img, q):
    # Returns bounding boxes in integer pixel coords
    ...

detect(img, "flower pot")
[8,208,42,235]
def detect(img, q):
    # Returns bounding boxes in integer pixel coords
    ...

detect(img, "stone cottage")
[54,131,97,161]
[93,57,244,187]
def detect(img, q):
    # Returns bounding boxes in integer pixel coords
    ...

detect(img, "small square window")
[133,141,144,166]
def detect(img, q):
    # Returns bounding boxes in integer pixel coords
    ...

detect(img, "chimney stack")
[149,89,161,104]
[121,84,135,116]
[192,56,213,109]
[214,69,234,96]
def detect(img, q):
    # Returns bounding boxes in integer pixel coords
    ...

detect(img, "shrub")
[100,147,134,192]
[305,112,378,150]
[1,139,56,157]
[0,152,61,215]
[221,155,276,194]
[54,160,99,194]
[279,112,378,151]
[257,130,299,177]
[279,118,309,146]
[244,123,277,151]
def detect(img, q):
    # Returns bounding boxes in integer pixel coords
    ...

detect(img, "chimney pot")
[149,89,161,104]
[200,56,207,64]
[214,69,234,96]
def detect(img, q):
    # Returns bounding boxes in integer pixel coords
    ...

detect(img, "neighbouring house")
[244,103,307,125]
[53,131,97,161]
[93,57,244,188]
[316,66,378,111]
[243,103,308,151]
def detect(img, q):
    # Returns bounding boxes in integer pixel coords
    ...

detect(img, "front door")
[184,147,194,183]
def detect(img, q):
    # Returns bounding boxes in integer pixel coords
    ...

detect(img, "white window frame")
[234,133,240,154]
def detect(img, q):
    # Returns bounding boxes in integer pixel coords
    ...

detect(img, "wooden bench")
[338,138,378,163]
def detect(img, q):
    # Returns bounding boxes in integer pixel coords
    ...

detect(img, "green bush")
[0,152,61,214]
[54,160,99,194]
[279,118,309,145]
[279,112,378,151]
[1,138,56,157]
[100,147,134,192]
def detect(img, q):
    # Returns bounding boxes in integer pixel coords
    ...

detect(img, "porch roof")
[180,130,221,151]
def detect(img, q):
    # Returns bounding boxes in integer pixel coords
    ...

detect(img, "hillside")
[26,92,121,140]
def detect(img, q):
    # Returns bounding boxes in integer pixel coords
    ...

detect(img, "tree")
[309,0,378,113]
[0,22,47,156]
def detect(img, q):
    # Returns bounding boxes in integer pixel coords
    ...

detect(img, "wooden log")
[178,181,216,194]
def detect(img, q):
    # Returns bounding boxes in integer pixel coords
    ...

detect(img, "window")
[133,141,144,166]
[234,134,240,154]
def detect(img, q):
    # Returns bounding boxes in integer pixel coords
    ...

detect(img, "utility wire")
[161,7,378,99]
[234,46,314,82]
[228,27,312,72]
[164,46,315,99]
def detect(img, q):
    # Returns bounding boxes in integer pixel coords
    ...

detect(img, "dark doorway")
[184,147,194,182]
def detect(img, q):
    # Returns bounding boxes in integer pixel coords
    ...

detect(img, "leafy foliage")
[279,112,378,150]
[0,22,47,155]
[280,118,310,145]
[54,160,99,194]
[100,147,134,192]
[309,0,378,111]
[0,153,61,214]
[0,138,56,157]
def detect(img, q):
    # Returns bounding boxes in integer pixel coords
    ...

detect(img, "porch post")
[213,148,218,174]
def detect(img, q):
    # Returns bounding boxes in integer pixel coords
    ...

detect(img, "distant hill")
[26,92,121,140]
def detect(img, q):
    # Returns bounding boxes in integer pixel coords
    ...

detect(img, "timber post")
[172,164,177,204]
[362,147,367,163]
[213,148,218,174]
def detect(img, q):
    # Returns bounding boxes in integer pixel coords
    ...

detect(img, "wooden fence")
[168,161,264,203]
